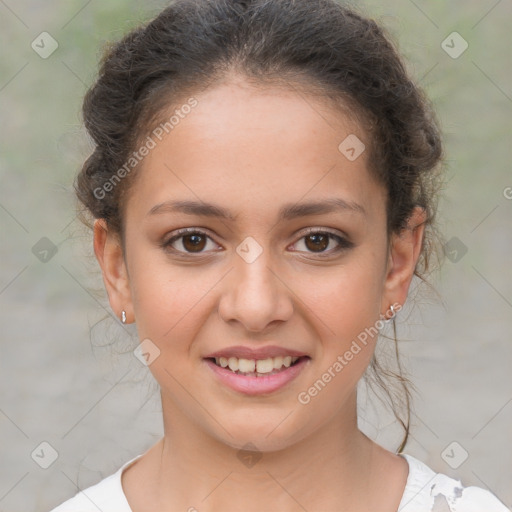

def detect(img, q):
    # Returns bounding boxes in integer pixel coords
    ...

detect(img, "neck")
[152,390,379,511]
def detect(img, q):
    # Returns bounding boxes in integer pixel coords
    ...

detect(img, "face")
[94,75,424,452]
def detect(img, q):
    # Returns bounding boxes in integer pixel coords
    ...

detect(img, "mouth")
[203,354,311,395]
[205,355,309,377]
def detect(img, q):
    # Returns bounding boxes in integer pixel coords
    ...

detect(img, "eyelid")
[162,227,221,252]
[290,227,354,255]
[297,226,349,239]
[162,226,353,255]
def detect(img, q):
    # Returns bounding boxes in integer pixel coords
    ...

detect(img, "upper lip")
[204,345,309,360]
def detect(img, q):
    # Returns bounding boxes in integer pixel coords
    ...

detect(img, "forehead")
[124,77,384,223]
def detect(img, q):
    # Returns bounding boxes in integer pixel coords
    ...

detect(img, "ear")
[380,206,426,317]
[93,219,134,323]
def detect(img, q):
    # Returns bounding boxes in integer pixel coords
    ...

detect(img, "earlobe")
[93,219,133,323]
[381,207,427,313]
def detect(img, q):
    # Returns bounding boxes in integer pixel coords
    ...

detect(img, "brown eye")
[163,229,217,254]
[181,233,207,252]
[292,229,353,257]
[304,232,330,252]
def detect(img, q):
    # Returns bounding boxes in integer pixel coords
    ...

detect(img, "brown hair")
[75,0,444,453]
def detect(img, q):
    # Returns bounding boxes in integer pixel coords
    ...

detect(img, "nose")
[217,247,294,332]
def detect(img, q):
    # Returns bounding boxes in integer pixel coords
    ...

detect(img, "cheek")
[302,259,384,342]
[128,239,385,353]
[295,256,385,406]
[127,243,215,346]
[136,279,213,343]
[129,261,218,392]
[292,266,383,422]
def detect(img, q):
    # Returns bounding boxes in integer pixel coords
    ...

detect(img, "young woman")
[50,0,510,510]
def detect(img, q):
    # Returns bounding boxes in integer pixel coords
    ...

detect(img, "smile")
[212,355,300,376]
[204,356,310,395]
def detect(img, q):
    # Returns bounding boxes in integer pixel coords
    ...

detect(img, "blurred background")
[0,1,511,510]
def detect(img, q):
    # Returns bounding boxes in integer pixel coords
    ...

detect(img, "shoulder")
[48,455,142,512]
[398,453,510,512]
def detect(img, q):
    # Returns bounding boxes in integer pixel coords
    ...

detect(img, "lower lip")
[204,357,310,395]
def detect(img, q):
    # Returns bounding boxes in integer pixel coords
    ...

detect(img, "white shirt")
[49,453,510,511]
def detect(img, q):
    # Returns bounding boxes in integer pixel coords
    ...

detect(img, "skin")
[93,74,426,511]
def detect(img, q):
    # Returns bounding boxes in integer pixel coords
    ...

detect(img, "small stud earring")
[384,304,397,323]
[121,310,127,324]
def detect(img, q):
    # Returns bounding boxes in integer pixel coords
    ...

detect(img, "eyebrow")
[147,197,366,221]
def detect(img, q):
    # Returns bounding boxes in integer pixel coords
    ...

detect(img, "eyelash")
[161,227,354,258]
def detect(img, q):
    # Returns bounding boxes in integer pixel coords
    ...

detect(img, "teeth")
[256,358,274,373]
[214,355,300,374]
[238,358,255,373]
